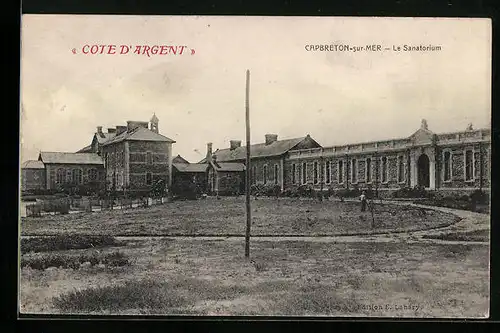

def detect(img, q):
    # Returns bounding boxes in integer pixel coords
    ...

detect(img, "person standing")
[360,190,367,212]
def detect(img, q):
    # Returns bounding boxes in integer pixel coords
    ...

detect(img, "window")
[146,152,153,165]
[325,161,331,184]
[56,168,65,184]
[366,158,372,183]
[104,153,108,168]
[252,165,256,184]
[302,162,307,184]
[313,161,319,184]
[443,151,451,181]
[381,157,387,183]
[263,165,268,185]
[274,164,279,184]
[398,156,405,183]
[465,150,474,181]
[88,168,98,181]
[292,164,296,184]
[351,159,357,183]
[146,172,152,185]
[72,168,83,185]
[338,160,344,184]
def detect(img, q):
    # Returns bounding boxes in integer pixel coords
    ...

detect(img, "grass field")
[19,197,489,318]
[19,236,489,317]
[21,197,459,236]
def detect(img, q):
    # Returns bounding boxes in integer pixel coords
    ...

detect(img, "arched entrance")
[417,154,430,188]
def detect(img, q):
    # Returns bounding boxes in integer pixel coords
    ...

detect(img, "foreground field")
[21,197,459,236]
[19,236,489,317]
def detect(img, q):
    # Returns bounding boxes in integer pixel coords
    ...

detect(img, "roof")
[173,163,209,173]
[213,162,246,172]
[76,144,93,153]
[21,160,44,169]
[39,152,103,165]
[95,132,116,144]
[172,155,190,164]
[102,126,175,146]
[199,136,311,163]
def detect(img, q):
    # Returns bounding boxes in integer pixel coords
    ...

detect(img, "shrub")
[21,251,130,270]
[252,260,269,272]
[171,179,200,200]
[418,190,489,212]
[282,184,315,198]
[334,188,362,198]
[21,234,122,253]
[53,280,188,313]
[251,184,281,197]
[392,186,432,199]
[250,184,265,196]
[470,190,489,205]
[101,251,130,267]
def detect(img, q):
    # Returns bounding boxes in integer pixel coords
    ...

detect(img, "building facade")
[21,160,46,191]
[21,114,175,195]
[200,134,322,193]
[100,116,175,192]
[200,120,490,196]
[37,152,105,190]
[285,120,490,196]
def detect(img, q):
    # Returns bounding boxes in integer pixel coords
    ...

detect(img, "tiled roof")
[39,152,103,165]
[21,160,44,169]
[96,132,116,144]
[102,127,175,146]
[173,155,190,164]
[199,136,311,163]
[214,162,245,172]
[76,144,93,153]
[173,163,209,173]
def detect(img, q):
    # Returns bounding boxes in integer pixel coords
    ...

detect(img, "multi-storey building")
[100,115,175,191]
[21,114,176,194]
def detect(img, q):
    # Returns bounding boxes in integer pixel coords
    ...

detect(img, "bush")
[101,251,130,267]
[418,190,489,213]
[53,280,188,313]
[282,184,315,198]
[21,234,122,253]
[470,190,489,205]
[171,179,201,200]
[251,184,281,197]
[392,186,432,199]
[21,251,130,270]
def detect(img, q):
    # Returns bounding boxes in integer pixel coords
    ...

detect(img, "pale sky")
[20,15,491,163]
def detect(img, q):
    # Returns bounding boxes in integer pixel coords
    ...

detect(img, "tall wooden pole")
[245,70,251,258]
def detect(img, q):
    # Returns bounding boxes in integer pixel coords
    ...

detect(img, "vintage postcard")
[19,15,491,318]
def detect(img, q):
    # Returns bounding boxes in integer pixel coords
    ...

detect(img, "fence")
[23,196,170,217]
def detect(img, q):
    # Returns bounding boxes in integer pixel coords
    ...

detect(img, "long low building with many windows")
[201,119,490,196]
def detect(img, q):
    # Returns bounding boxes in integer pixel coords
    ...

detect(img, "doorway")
[417,154,430,188]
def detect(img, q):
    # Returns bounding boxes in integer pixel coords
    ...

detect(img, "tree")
[151,179,167,199]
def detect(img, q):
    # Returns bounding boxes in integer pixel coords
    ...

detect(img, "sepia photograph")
[19,15,491,318]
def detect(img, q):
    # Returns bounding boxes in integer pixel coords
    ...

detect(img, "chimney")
[127,121,149,132]
[107,128,116,134]
[97,126,103,134]
[230,140,242,150]
[206,143,213,161]
[265,134,278,145]
[116,125,127,135]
